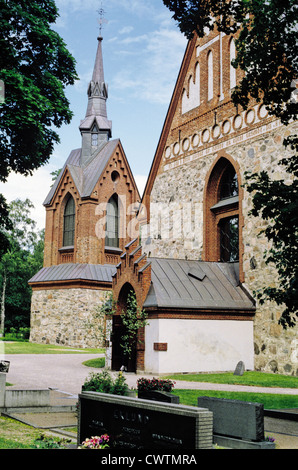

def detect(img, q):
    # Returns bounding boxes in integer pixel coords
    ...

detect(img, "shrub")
[82,370,129,396]
[137,377,175,392]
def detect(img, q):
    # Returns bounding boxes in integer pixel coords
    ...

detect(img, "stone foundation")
[30,287,110,349]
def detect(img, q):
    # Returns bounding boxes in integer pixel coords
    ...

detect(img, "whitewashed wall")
[144,318,254,374]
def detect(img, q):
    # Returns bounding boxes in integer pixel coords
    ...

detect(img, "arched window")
[204,158,241,266]
[105,195,119,248]
[207,50,213,101]
[63,195,75,247]
[230,38,236,89]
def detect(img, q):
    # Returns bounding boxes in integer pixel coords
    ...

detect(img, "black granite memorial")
[78,391,213,449]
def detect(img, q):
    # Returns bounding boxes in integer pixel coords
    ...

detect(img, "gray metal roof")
[144,258,255,311]
[44,139,120,206]
[29,263,116,284]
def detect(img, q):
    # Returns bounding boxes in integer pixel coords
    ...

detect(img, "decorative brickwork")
[112,239,152,372]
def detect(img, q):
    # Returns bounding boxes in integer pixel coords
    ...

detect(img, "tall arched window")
[63,195,75,247]
[105,195,119,248]
[204,158,241,267]
[230,38,236,89]
[207,50,213,101]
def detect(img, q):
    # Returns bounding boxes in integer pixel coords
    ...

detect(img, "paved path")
[4,354,298,396]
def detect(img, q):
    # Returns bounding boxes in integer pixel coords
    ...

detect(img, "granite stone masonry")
[30,288,109,348]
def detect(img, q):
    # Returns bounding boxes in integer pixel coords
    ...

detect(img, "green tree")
[163,0,298,328]
[0,0,78,245]
[0,199,44,336]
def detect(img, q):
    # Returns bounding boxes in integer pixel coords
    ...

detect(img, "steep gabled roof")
[44,138,120,206]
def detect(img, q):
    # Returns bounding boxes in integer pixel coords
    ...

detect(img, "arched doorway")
[111,283,137,372]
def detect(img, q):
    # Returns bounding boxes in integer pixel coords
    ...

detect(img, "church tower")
[29,29,140,349]
[79,35,112,164]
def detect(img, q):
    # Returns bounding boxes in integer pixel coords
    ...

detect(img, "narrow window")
[207,50,213,100]
[230,38,236,89]
[63,195,75,247]
[105,195,119,248]
[219,216,239,262]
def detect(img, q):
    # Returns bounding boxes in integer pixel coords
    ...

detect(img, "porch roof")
[144,258,255,312]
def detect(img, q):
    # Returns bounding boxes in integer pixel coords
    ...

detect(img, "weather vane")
[97,2,108,37]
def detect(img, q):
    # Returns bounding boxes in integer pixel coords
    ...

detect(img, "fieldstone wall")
[30,287,110,349]
[145,119,298,376]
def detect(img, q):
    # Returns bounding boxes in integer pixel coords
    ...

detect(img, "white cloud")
[0,167,55,231]
[111,27,186,104]
[119,26,134,35]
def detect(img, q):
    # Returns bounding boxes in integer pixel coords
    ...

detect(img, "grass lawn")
[166,371,298,389]
[0,416,72,449]
[1,340,104,355]
[173,389,298,409]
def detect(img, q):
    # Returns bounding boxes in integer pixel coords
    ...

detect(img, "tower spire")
[79,9,111,165]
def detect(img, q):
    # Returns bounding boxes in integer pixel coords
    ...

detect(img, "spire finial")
[97,2,108,39]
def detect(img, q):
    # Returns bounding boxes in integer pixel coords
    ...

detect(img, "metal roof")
[144,258,255,311]
[43,139,120,206]
[29,258,255,312]
[29,263,116,284]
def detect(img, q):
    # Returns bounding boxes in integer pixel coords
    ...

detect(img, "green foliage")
[0,0,78,236]
[82,370,129,396]
[120,290,148,359]
[0,199,44,334]
[33,434,71,449]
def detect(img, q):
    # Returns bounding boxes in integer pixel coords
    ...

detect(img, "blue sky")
[0,0,187,230]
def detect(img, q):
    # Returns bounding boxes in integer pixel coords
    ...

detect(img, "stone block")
[197,396,264,442]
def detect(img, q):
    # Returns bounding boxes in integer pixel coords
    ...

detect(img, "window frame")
[203,155,244,281]
[105,194,120,249]
[62,194,76,248]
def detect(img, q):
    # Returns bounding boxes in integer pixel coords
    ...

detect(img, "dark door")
[111,315,136,372]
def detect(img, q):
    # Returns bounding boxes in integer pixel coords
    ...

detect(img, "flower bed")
[137,377,175,392]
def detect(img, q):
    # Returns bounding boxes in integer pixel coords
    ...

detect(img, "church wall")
[144,318,254,374]
[146,119,298,376]
[30,287,110,349]
[141,24,298,376]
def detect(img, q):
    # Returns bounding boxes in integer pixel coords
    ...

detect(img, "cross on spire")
[97,2,108,38]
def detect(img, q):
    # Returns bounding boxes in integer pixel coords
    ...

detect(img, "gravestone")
[78,391,213,449]
[138,390,179,404]
[234,360,245,376]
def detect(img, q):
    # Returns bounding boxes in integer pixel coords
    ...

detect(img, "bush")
[137,377,175,392]
[82,370,129,396]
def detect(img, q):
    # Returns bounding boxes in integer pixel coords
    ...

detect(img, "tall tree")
[0,199,44,336]
[163,0,298,327]
[0,0,78,243]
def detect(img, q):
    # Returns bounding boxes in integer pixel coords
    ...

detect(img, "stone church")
[30,28,297,376]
